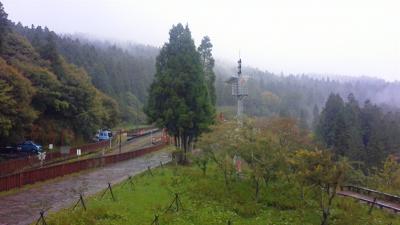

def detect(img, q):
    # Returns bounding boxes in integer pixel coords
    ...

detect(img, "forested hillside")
[0,4,118,145]
[215,64,400,128]
[13,24,159,123]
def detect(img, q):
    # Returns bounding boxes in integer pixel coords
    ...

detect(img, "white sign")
[49,144,53,150]
[77,149,81,156]
[37,152,46,160]
[37,152,46,167]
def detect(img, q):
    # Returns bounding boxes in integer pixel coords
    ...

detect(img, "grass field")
[43,163,400,225]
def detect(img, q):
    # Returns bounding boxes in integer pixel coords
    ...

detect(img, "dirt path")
[0,150,171,225]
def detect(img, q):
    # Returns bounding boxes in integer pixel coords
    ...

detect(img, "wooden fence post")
[368,197,377,215]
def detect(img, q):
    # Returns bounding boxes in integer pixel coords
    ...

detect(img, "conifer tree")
[0,2,9,52]
[145,24,214,162]
[198,36,216,106]
[316,93,347,154]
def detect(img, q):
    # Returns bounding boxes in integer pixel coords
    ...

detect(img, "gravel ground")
[0,149,171,225]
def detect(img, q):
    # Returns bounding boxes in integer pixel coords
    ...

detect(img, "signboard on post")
[77,149,81,156]
[49,144,53,150]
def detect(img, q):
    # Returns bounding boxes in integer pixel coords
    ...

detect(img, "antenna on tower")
[226,56,248,123]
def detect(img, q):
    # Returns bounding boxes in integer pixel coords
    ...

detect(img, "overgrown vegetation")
[43,159,399,225]
[197,118,400,225]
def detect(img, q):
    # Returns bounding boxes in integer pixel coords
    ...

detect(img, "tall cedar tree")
[145,24,214,161]
[198,36,216,106]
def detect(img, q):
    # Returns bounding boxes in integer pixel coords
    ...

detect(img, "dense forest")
[316,93,400,168]
[13,24,159,124]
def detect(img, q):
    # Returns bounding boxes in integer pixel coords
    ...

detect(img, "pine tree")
[145,24,214,162]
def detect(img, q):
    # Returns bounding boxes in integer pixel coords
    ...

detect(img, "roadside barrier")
[0,143,166,192]
[0,140,109,176]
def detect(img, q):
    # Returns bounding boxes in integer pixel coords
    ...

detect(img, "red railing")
[0,141,109,176]
[0,143,166,192]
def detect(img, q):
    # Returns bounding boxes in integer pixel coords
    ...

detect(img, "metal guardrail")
[340,185,400,213]
[341,185,400,204]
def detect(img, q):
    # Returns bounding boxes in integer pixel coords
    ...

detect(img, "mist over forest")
[4,20,400,145]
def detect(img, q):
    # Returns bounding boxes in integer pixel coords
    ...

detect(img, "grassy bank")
[43,164,400,225]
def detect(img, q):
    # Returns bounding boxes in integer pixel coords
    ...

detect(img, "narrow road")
[0,149,171,225]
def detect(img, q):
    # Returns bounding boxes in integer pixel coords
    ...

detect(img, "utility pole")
[226,58,248,122]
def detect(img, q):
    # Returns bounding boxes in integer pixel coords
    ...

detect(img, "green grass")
[43,164,400,225]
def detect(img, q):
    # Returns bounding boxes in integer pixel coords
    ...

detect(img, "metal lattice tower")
[226,58,248,120]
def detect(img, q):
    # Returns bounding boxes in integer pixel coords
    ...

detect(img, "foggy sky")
[2,0,399,81]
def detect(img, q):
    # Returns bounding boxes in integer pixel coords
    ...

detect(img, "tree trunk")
[174,135,178,148]
[254,177,260,202]
[179,134,187,164]
[321,210,329,225]
[224,169,229,187]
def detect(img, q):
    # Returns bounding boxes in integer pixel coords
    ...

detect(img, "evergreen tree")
[145,24,214,161]
[198,36,216,106]
[316,93,348,156]
[360,100,386,167]
[0,1,9,52]
[312,104,319,129]
[343,93,363,162]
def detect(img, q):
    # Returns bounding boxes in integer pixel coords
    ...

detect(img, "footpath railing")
[340,185,400,213]
[0,141,109,177]
[0,143,166,192]
[126,127,158,137]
